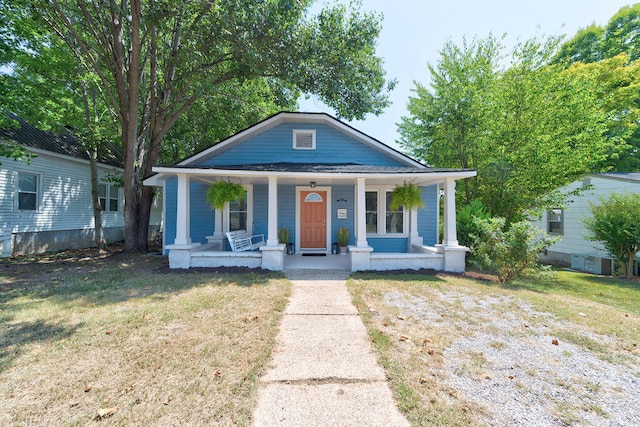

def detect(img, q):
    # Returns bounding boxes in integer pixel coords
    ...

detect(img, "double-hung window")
[547,208,563,235]
[98,183,120,212]
[17,172,39,211]
[225,186,252,233]
[365,188,406,236]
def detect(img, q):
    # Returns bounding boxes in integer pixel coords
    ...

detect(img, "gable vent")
[293,130,316,150]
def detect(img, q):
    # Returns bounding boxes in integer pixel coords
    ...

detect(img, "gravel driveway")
[382,289,640,426]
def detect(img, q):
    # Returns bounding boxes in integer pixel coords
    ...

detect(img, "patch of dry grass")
[0,250,290,425]
[348,270,640,426]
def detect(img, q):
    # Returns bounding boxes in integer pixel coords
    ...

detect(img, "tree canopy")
[399,34,637,223]
[1,0,395,251]
[584,192,640,278]
[554,3,640,172]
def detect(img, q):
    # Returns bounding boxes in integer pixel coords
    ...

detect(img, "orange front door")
[300,191,327,249]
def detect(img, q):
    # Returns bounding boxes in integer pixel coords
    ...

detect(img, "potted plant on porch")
[337,227,349,254]
[278,226,294,255]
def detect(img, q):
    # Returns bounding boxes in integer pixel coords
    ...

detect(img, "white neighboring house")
[534,173,640,275]
[0,114,162,256]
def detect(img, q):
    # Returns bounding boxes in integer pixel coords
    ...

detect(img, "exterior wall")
[164,181,439,255]
[331,185,355,247]
[417,185,439,246]
[0,150,155,255]
[202,123,406,167]
[533,176,640,264]
[160,122,441,256]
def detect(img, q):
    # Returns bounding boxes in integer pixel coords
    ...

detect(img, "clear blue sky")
[299,0,634,149]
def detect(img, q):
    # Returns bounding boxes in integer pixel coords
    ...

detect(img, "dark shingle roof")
[167,162,471,174]
[0,114,123,167]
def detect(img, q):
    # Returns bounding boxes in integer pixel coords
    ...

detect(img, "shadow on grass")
[0,250,287,373]
[0,251,285,308]
[0,319,83,373]
[350,268,486,284]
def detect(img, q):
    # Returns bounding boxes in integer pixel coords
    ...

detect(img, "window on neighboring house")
[98,183,107,211]
[225,188,252,232]
[365,191,378,233]
[547,208,563,235]
[17,172,39,211]
[365,189,406,236]
[385,191,404,234]
[293,129,316,150]
[109,185,119,212]
[99,183,120,212]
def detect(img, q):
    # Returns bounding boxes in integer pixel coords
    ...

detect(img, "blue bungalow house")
[143,112,475,272]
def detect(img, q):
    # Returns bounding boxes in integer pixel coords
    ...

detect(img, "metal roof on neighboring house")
[596,172,640,183]
[0,113,123,168]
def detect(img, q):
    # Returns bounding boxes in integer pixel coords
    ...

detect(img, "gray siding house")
[0,115,160,255]
[534,173,640,275]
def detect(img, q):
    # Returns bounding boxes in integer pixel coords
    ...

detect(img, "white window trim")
[223,184,253,234]
[15,171,43,212]
[547,208,564,236]
[98,183,122,213]
[365,186,408,237]
[292,129,316,150]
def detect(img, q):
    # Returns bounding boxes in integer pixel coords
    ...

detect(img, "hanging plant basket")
[206,181,245,210]
[389,181,425,211]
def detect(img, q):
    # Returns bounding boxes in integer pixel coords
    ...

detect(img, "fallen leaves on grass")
[96,407,117,419]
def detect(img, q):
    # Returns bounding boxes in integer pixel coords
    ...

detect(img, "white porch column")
[174,173,192,246]
[214,208,223,237]
[267,175,279,246]
[355,177,368,248]
[408,208,423,250]
[443,177,459,247]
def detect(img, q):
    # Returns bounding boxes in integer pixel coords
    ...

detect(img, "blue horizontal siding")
[417,185,438,246]
[190,181,213,244]
[162,181,440,256]
[331,185,355,246]
[277,185,296,243]
[368,237,408,253]
[202,123,404,167]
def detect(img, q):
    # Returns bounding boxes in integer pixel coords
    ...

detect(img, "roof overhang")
[143,166,476,187]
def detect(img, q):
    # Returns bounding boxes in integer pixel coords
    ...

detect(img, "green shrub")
[471,217,558,283]
[457,200,491,249]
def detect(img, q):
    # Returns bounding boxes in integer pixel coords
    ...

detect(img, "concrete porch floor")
[284,253,350,271]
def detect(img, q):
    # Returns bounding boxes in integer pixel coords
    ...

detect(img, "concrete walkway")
[252,269,410,427]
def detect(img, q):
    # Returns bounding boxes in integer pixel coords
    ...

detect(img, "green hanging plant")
[206,180,245,210]
[389,181,425,211]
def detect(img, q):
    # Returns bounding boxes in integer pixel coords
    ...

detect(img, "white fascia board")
[25,145,124,171]
[143,174,167,187]
[151,166,476,182]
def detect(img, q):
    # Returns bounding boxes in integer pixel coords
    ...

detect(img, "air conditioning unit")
[570,253,613,275]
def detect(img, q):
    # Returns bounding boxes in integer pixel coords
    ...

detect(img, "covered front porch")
[147,166,473,273]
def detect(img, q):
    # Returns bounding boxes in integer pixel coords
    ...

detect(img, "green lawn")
[0,250,290,426]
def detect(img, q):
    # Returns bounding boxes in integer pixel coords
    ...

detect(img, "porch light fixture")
[310,181,316,188]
